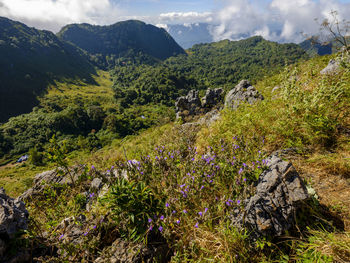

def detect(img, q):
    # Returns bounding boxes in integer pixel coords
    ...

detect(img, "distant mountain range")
[162,23,214,49]
[0,17,185,122]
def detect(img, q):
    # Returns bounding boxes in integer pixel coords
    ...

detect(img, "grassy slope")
[1,54,349,261]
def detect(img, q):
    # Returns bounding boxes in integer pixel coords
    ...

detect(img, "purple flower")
[158,226,163,232]
[183,209,187,214]
[148,218,152,223]
[83,231,89,236]
[89,193,95,198]
[237,200,241,205]
[198,211,203,216]
[91,165,95,170]
[243,163,247,167]
[195,223,199,228]
[200,185,204,190]
[149,225,153,231]
[59,234,64,240]
[226,201,231,206]
[176,219,180,224]
[180,184,186,188]
[166,203,170,208]
[239,168,243,174]
[141,115,145,119]
[93,225,97,229]
[171,155,174,159]
[111,166,114,169]
[172,210,176,214]
[243,178,247,182]
[191,158,195,161]
[160,215,165,220]
[204,208,208,214]
[107,170,110,173]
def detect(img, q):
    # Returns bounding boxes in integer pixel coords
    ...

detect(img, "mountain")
[0,17,96,123]
[57,20,186,68]
[299,37,333,56]
[164,23,214,49]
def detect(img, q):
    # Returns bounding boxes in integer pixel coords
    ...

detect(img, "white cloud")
[0,0,122,32]
[211,0,350,43]
[159,11,213,24]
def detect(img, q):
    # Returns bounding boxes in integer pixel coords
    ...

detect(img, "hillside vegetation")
[1,50,349,262]
[0,17,96,122]
[57,20,186,69]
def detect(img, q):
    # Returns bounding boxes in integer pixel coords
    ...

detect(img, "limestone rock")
[19,165,86,201]
[320,59,340,75]
[0,188,28,239]
[201,88,223,109]
[225,80,264,109]
[230,155,309,240]
[175,90,201,118]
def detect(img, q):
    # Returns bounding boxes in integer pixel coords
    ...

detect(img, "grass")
[1,53,350,262]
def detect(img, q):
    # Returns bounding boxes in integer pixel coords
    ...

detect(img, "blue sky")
[1,0,350,42]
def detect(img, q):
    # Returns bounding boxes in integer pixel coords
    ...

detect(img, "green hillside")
[111,36,309,108]
[0,17,96,122]
[57,20,186,68]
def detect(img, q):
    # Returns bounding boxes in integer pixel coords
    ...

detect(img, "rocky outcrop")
[0,188,29,261]
[230,155,309,240]
[175,88,223,120]
[225,80,264,109]
[19,165,86,201]
[320,59,340,75]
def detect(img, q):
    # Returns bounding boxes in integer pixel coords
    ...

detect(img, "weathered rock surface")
[230,155,309,240]
[19,165,86,201]
[0,188,28,239]
[320,59,340,75]
[175,88,223,120]
[0,188,29,262]
[225,80,264,109]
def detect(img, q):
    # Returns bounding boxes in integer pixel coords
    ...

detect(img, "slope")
[0,17,96,122]
[57,20,186,69]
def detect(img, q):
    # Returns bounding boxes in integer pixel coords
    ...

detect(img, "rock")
[19,165,86,201]
[94,238,154,263]
[175,90,201,118]
[0,188,29,262]
[0,188,28,239]
[175,88,224,121]
[225,80,264,109]
[320,59,340,75]
[197,109,221,126]
[230,155,309,240]
[90,178,103,191]
[201,88,224,109]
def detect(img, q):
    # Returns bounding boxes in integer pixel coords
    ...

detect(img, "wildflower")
[149,225,153,231]
[209,180,213,183]
[200,185,204,190]
[226,201,231,206]
[107,170,110,173]
[111,166,114,169]
[204,208,208,214]
[238,168,243,174]
[172,210,176,214]
[198,211,203,216]
[237,200,241,205]
[183,209,187,214]
[195,223,199,228]
[160,215,165,220]
[89,193,95,198]
[59,234,64,240]
[243,178,247,182]
[93,225,97,229]
[176,219,180,224]
[158,226,163,232]
[165,203,170,208]
[141,115,145,119]
[140,172,144,175]
[243,163,247,167]
[191,158,195,161]
[171,155,174,159]
[180,184,186,188]
[83,231,89,236]
[148,218,152,223]
[91,165,95,170]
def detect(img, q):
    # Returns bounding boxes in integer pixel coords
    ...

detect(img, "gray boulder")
[19,165,85,201]
[225,80,264,109]
[175,90,201,118]
[230,155,309,240]
[320,59,340,75]
[0,188,29,261]
[0,188,28,240]
[201,88,224,109]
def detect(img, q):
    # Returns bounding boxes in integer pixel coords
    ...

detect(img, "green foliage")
[57,20,186,69]
[106,177,164,241]
[111,36,308,109]
[28,147,44,166]
[0,17,96,122]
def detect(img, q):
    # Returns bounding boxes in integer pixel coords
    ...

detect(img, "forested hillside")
[57,20,186,69]
[0,17,97,122]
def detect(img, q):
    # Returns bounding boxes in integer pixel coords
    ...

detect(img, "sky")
[0,0,350,43]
